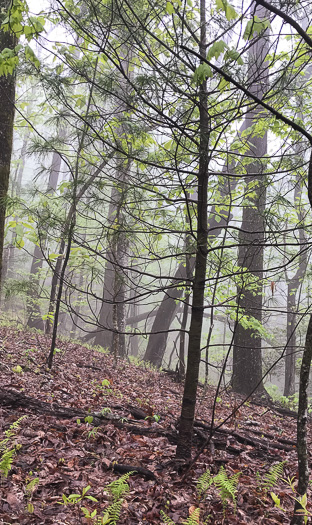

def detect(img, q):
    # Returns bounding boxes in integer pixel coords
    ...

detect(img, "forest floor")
[0,325,309,524]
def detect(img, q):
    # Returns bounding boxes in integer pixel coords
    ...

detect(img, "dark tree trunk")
[284,108,308,396]
[232,4,269,397]
[94,192,120,352]
[176,0,209,460]
[0,1,17,292]
[26,244,45,331]
[290,313,312,525]
[45,239,66,335]
[94,54,132,355]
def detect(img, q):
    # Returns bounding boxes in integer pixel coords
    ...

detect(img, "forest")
[1,0,312,523]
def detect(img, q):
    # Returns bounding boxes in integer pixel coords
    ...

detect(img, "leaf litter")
[0,326,309,524]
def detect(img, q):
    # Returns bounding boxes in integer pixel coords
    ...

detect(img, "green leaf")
[207,40,227,60]
[193,63,212,84]
[12,365,23,374]
[219,77,229,91]
[166,2,174,14]
[224,49,243,65]
[86,495,98,502]
[215,0,237,20]
[243,16,271,40]
[270,492,280,506]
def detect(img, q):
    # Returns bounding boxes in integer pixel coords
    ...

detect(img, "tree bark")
[0,1,17,292]
[232,3,269,397]
[284,221,307,397]
[176,0,209,460]
[290,313,312,525]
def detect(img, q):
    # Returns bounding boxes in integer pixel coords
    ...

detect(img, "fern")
[213,466,241,514]
[100,498,124,525]
[261,461,286,493]
[160,510,175,524]
[0,448,16,478]
[26,477,40,496]
[93,471,135,525]
[106,471,134,502]
[196,468,213,500]
[183,507,200,524]
[4,416,27,439]
[0,416,27,478]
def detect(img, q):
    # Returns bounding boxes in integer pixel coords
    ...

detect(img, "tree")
[232,3,270,396]
[0,0,17,289]
[175,0,210,460]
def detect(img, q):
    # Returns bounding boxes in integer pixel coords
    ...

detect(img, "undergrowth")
[0,416,27,478]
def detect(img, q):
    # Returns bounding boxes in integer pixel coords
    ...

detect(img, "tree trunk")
[284,222,307,397]
[93,192,120,352]
[290,313,312,525]
[176,0,209,460]
[232,4,269,397]
[0,1,17,292]
[284,97,309,396]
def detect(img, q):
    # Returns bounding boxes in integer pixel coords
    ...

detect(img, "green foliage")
[260,461,286,493]
[214,466,241,514]
[271,477,312,524]
[12,364,23,373]
[196,466,240,513]
[0,416,27,478]
[265,385,300,411]
[162,466,240,523]
[107,471,133,502]
[25,474,40,497]
[196,468,214,499]
[193,63,212,85]
[215,0,238,20]
[0,447,16,478]
[92,378,113,397]
[243,15,271,40]
[0,0,44,76]
[3,278,30,299]
[83,471,135,525]
[58,485,98,506]
[207,40,227,61]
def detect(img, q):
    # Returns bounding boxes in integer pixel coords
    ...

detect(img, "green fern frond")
[0,437,10,452]
[160,510,175,524]
[107,471,134,503]
[196,468,213,499]
[26,477,40,496]
[5,416,27,439]
[104,498,124,525]
[0,448,16,478]
[182,507,200,524]
[261,461,286,492]
[214,466,241,513]
[0,416,27,478]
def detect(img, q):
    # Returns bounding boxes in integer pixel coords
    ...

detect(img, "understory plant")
[257,461,287,494]
[58,471,134,524]
[161,466,241,523]
[0,416,27,478]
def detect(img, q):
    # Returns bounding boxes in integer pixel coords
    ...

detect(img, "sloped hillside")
[0,326,306,524]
